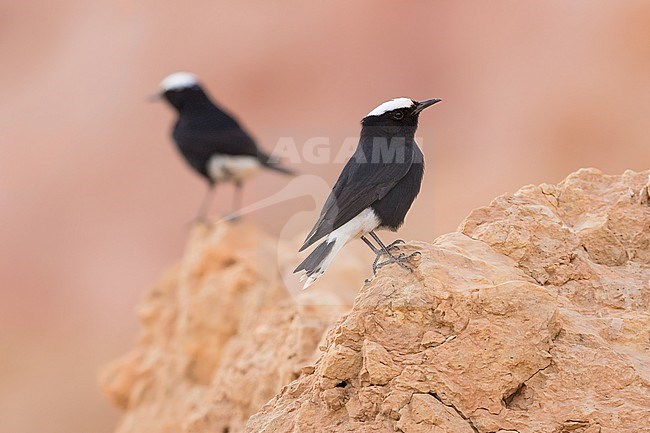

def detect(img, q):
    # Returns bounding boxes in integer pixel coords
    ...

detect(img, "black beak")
[412,98,442,114]
[148,92,162,102]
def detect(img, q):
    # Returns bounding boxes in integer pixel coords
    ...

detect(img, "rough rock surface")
[247,169,650,433]
[100,223,355,433]
[103,169,650,433]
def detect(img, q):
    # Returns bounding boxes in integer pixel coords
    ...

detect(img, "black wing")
[173,122,259,157]
[172,114,260,176]
[299,140,418,251]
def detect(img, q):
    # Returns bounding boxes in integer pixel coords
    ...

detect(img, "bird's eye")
[393,111,404,120]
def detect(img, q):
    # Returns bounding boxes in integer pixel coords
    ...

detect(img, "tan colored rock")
[100,222,356,433]
[103,169,650,433]
[247,169,650,433]
[396,393,475,433]
[361,340,400,386]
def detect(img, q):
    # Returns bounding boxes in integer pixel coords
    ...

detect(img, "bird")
[294,97,441,289]
[153,72,294,222]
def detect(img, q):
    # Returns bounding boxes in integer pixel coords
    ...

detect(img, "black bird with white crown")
[294,97,441,289]
[154,72,293,221]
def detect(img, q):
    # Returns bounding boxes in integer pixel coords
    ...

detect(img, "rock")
[103,169,650,433]
[100,222,355,433]
[361,340,400,386]
[396,393,475,433]
[247,169,650,433]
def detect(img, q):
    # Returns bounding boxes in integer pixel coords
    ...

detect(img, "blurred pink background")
[1,1,649,432]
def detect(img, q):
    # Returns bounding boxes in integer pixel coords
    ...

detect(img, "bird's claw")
[224,213,241,222]
[371,240,408,272]
[372,250,421,274]
[386,239,406,250]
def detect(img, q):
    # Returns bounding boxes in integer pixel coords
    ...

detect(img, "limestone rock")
[100,223,354,433]
[103,169,650,433]
[361,340,401,386]
[247,169,650,433]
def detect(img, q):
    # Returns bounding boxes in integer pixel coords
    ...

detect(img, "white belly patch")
[208,155,261,182]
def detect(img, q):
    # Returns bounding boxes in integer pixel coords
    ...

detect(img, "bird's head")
[361,97,441,132]
[152,72,205,111]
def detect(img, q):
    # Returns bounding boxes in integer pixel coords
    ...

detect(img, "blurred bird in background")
[153,72,294,222]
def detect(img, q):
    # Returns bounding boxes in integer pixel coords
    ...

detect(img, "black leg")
[369,231,408,269]
[362,235,387,273]
[361,235,380,254]
[193,183,216,224]
[230,180,243,220]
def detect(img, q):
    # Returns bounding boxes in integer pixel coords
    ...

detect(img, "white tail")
[294,208,380,289]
